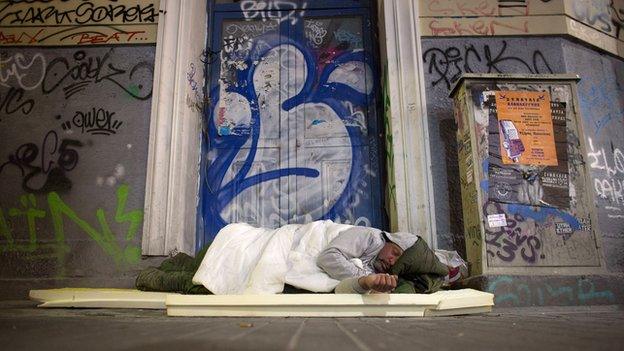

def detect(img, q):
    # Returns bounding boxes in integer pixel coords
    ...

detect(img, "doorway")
[198,0,385,246]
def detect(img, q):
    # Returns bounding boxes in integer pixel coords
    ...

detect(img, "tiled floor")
[0,301,622,350]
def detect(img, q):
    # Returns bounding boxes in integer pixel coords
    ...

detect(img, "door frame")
[142,0,435,255]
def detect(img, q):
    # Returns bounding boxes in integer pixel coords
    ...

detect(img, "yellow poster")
[495,91,558,166]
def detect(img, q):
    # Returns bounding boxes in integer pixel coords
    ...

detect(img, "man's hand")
[358,273,398,293]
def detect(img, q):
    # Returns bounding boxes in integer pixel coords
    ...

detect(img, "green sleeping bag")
[389,236,449,294]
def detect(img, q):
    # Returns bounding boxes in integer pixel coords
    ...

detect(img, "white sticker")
[487,214,507,228]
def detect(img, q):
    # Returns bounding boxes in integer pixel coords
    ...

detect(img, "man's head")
[373,241,403,273]
[372,231,418,273]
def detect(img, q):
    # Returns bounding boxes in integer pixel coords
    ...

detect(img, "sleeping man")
[316,226,417,294]
[317,226,458,294]
[136,221,459,295]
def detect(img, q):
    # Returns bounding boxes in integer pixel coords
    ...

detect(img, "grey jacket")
[316,226,385,281]
[316,226,419,293]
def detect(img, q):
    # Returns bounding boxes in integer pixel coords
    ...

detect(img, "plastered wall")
[0,0,160,299]
[563,41,624,270]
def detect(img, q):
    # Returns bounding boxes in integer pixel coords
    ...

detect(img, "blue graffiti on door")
[202,21,377,237]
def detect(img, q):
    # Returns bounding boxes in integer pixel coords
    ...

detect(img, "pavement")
[0,301,622,351]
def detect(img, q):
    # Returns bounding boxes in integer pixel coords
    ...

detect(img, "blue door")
[198,0,383,249]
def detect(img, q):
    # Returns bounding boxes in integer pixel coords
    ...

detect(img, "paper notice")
[487,213,507,228]
[495,91,558,166]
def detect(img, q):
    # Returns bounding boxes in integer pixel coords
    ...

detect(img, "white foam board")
[29,288,172,309]
[166,289,494,317]
[29,288,494,317]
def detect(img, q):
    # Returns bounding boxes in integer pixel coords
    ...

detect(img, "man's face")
[373,242,403,273]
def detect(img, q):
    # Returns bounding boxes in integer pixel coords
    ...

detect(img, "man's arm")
[316,227,383,280]
[334,274,398,294]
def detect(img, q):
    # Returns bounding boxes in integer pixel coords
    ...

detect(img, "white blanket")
[192,220,354,294]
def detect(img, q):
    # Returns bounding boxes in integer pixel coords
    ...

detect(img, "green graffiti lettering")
[383,63,398,231]
[1,194,46,253]
[0,184,142,269]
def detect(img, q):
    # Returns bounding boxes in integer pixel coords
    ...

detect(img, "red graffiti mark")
[427,0,455,16]
[0,28,44,45]
[457,1,497,16]
[489,20,529,35]
[428,19,529,36]
[427,0,497,16]
[75,31,145,45]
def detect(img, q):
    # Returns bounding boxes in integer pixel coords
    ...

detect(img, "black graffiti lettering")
[0,87,35,119]
[423,40,554,90]
[521,235,541,263]
[56,139,81,171]
[42,49,153,100]
[0,1,157,26]
[483,201,543,263]
[69,107,121,136]
[0,130,82,193]
[201,47,221,65]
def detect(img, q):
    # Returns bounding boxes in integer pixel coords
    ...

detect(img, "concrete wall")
[0,0,161,299]
[0,46,160,299]
[420,36,624,273]
[563,40,624,271]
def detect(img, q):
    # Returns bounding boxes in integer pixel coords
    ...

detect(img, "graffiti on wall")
[422,40,554,90]
[0,43,154,282]
[0,49,154,131]
[421,0,554,17]
[488,275,616,306]
[382,64,398,231]
[484,201,543,264]
[0,130,82,194]
[0,0,160,46]
[0,184,143,271]
[239,0,306,25]
[419,0,557,37]
[587,137,624,219]
[569,0,624,40]
[42,49,153,100]
[203,13,379,236]
[419,0,624,59]
[0,52,43,121]
[60,107,123,135]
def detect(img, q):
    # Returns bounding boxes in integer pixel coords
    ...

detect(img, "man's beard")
[373,258,386,273]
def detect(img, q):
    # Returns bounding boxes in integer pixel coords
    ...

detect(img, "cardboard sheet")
[166,289,494,317]
[29,288,173,309]
[29,288,494,317]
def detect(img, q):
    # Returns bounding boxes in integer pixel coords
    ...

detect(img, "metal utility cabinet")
[450,74,603,276]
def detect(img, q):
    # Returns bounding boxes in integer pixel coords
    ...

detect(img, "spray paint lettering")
[203,15,377,237]
[484,201,542,263]
[0,52,46,90]
[0,130,82,194]
[42,49,153,100]
[488,275,616,306]
[570,0,624,38]
[422,40,554,90]
[304,19,328,47]
[0,184,142,269]
[240,0,307,25]
[0,1,158,25]
[59,107,123,136]
[0,87,34,120]
[587,137,624,219]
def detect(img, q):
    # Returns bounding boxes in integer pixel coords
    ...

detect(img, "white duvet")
[192,220,356,294]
